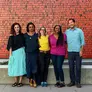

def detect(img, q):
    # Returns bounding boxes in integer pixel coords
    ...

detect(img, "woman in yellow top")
[38,27,50,87]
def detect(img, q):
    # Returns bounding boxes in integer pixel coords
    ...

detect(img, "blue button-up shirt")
[65,27,85,52]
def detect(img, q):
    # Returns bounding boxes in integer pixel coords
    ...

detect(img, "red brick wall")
[0,0,92,58]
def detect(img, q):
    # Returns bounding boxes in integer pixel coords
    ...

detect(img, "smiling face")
[40,27,46,36]
[68,19,75,29]
[54,25,60,34]
[14,24,20,34]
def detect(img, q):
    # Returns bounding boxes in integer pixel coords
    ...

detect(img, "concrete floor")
[0,85,92,92]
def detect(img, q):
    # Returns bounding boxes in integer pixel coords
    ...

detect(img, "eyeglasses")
[41,28,45,30]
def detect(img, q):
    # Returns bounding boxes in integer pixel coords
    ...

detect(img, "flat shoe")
[17,83,23,87]
[12,82,18,87]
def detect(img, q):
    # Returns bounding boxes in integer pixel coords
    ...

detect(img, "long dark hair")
[54,25,64,46]
[10,23,21,35]
[38,27,46,38]
[26,22,35,32]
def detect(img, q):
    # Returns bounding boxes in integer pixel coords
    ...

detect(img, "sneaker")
[67,82,75,87]
[58,83,65,88]
[41,82,44,87]
[44,82,48,87]
[54,82,60,87]
[76,83,81,88]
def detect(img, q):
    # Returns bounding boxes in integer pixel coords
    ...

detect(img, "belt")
[40,50,50,54]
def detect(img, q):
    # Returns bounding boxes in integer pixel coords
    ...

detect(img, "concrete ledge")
[0,67,92,84]
[1,65,92,69]
[0,59,92,84]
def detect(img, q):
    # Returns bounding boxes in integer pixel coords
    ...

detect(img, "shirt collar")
[69,27,77,31]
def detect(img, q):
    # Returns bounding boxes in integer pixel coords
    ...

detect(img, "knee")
[76,67,81,71]
[57,65,62,71]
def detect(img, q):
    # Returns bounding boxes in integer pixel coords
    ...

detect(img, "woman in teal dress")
[7,23,26,87]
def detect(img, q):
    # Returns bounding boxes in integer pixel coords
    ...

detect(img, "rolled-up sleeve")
[80,30,85,46]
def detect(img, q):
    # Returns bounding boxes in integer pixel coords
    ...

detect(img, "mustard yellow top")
[38,35,50,51]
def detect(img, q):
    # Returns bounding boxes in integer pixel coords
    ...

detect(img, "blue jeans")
[51,54,65,82]
[26,52,38,80]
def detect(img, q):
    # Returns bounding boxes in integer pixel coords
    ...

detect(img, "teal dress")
[7,34,26,76]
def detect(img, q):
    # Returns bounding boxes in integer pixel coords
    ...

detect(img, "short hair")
[68,18,75,23]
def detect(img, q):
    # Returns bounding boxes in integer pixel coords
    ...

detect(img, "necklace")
[30,37,31,39]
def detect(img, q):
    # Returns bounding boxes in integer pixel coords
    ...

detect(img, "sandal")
[12,82,18,87]
[17,83,23,87]
[29,79,33,87]
[33,80,37,88]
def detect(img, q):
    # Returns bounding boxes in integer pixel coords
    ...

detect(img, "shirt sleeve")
[48,36,51,47]
[80,30,85,46]
[65,30,67,35]
[64,32,67,44]
[7,36,13,51]
[21,33,26,47]
[64,33,67,44]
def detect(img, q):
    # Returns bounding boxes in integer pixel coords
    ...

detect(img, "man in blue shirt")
[65,18,85,88]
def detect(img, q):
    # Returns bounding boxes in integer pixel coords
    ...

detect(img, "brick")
[0,0,91,58]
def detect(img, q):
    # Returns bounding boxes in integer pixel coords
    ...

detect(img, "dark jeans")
[68,52,82,83]
[51,54,65,82]
[26,52,38,80]
[39,52,50,82]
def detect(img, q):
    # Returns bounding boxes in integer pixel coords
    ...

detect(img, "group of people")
[7,18,85,88]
